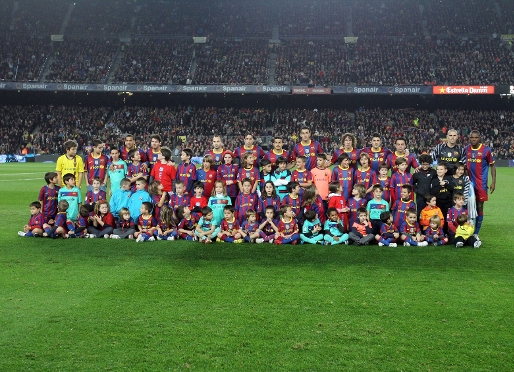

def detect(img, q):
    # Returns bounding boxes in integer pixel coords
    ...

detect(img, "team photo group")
[19,126,496,248]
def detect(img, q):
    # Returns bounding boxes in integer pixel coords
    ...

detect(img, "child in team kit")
[311,153,331,211]
[300,210,325,245]
[208,180,232,227]
[43,200,70,238]
[271,156,291,201]
[366,184,389,235]
[235,178,258,226]
[237,152,260,194]
[455,214,482,248]
[190,181,209,220]
[168,180,191,212]
[127,177,153,222]
[148,180,169,224]
[355,152,377,198]
[85,177,107,208]
[375,211,399,247]
[257,181,281,220]
[281,181,303,219]
[274,205,300,245]
[108,148,127,195]
[300,184,324,226]
[18,201,44,237]
[135,202,157,242]
[38,171,60,224]
[111,207,136,239]
[391,184,417,229]
[450,162,471,203]
[109,178,132,220]
[85,200,115,238]
[377,163,391,204]
[259,158,273,193]
[257,206,279,243]
[348,184,367,229]
[58,173,82,223]
[216,151,239,205]
[150,147,176,193]
[430,163,454,227]
[195,206,220,244]
[241,210,263,243]
[446,192,468,244]
[127,148,149,193]
[349,207,374,246]
[327,181,349,228]
[424,215,448,246]
[155,205,177,241]
[70,205,91,238]
[176,148,197,195]
[419,195,444,231]
[217,205,244,243]
[323,208,349,245]
[292,155,313,188]
[399,208,429,246]
[390,157,413,206]
[331,153,354,202]
[196,154,217,197]
[176,205,197,241]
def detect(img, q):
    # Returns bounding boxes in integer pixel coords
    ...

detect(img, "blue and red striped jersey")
[291,141,324,170]
[362,147,391,173]
[389,171,413,204]
[38,185,60,220]
[264,149,290,169]
[176,162,197,194]
[331,148,360,169]
[348,197,367,227]
[127,163,149,192]
[277,218,298,235]
[217,163,239,198]
[85,154,108,184]
[387,152,420,174]
[85,190,107,205]
[465,144,494,192]
[331,166,355,201]
[235,192,258,225]
[291,169,313,185]
[392,199,416,228]
[281,194,303,218]
[205,149,227,171]
[169,193,190,211]
[234,145,265,167]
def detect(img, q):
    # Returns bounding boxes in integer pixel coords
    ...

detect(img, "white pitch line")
[0,178,41,181]
[0,172,44,176]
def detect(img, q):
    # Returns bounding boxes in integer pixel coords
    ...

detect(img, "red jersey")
[150,161,176,193]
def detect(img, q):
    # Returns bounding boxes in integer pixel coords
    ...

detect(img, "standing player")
[146,134,164,171]
[120,134,148,167]
[234,133,265,167]
[176,148,197,195]
[331,133,360,170]
[205,135,228,171]
[291,126,324,171]
[56,140,85,188]
[38,172,60,224]
[465,130,496,237]
[387,137,420,174]
[85,140,108,193]
[362,133,391,173]
[263,136,290,169]
[431,129,466,176]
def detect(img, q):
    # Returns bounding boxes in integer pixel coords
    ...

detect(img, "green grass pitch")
[1,163,513,371]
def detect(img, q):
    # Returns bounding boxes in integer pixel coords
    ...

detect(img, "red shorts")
[474,188,488,202]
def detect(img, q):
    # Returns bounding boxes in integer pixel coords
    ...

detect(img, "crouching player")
[69,205,91,238]
[135,202,157,242]
[273,205,299,245]
[376,211,399,247]
[455,214,482,248]
[424,215,448,246]
[195,206,220,244]
[43,200,72,238]
[155,205,178,241]
[217,205,244,243]
[300,210,325,245]
[18,201,44,237]
[257,206,279,243]
[399,208,428,246]
[323,208,349,245]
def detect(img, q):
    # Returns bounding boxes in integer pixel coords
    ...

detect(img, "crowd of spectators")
[0,0,13,33]
[193,39,269,85]
[114,39,192,84]
[45,38,117,83]
[12,0,68,36]
[3,105,513,161]
[0,35,51,82]
[65,0,134,35]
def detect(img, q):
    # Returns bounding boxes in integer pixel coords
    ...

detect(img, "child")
[42,200,70,238]
[413,154,437,215]
[419,194,444,231]
[257,205,279,243]
[355,152,377,198]
[71,205,91,238]
[176,148,197,195]
[155,204,178,241]
[38,171,60,224]
[217,205,244,243]
[399,208,429,246]
[85,177,107,208]
[281,181,303,219]
[176,205,197,241]
[450,162,470,203]
[259,158,273,193]
[127,148,149,193]
[349,207,374,246]
[58,173,82,223]
[190,181,209,220]
[195,206,220,244]
[291,155,313,188]
[208,180,232,227]
[376,211,399,247]
[85,139,108,193]
[150,147,176,193]
[331,153,354,202]
[323,207,350,245]
[430,162,454,224]
[300,210,325,245]
[127,177,153,222]
[216,151,239,205]
[271,156,291,201]
[455,214,482,248]
[366,184,389,235]
[273,205,300,245]
[327,181,350,228]
[425,215,448,246]
[169,180,191,212]
[391,184,416,229]
[135,202,157,242]
[196,154,217,197]
[241,210,262,243]
[108,147,127,195]
[111,207,136,239]
[348,184,367,229]
[301,184,325,226]
[377,163,391,204]
[237,152,259,194]
[446,192,467,244]
[257,181,281,220]
[109,178,132,220]
[389,157,413,207]
[235,178,258,227]
[18,201,44,237]
[86,200,115,238]
[148,180,169,224]
[311,153,332,211]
